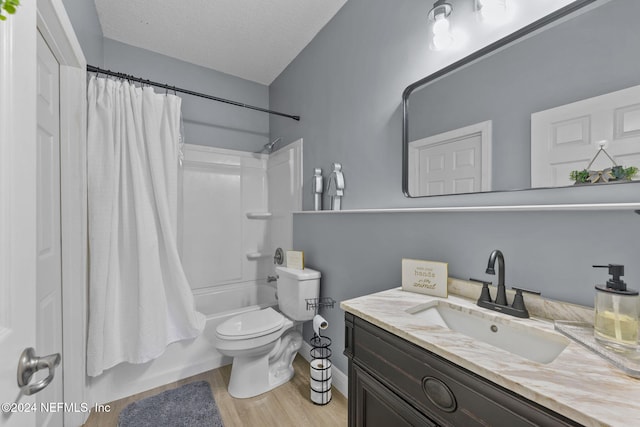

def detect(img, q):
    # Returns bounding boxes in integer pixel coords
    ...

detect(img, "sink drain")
[490,325,498,333]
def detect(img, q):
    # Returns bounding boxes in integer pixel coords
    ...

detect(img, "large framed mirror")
[402,0,640,198]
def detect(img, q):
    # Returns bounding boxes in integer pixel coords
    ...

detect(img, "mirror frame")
[402,0,598,198]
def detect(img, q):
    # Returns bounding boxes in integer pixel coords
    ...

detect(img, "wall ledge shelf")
[246,212,273,219]
[294,202,640,215]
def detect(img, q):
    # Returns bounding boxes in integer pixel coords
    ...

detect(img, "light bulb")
[432,14,450,36]
[428,1,454,51]
[432,14,453,50]
[433,34,453,50]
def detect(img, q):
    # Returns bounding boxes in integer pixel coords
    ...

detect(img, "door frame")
[37,1,88,425]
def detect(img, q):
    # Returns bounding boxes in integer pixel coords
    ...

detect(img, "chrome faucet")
[470,249,541,319]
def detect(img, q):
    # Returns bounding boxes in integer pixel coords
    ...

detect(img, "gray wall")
[270,0,640,375]
[61,0,104,66]
[103,40,270,151]
[62,0,640,380]
[295,209,640,374]
[409,0,640,192]
[270,0,640,209]
[270,0,419,210]
[62,0,270,151]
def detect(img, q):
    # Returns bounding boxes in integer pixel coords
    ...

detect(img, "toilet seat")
[216,307,285,340]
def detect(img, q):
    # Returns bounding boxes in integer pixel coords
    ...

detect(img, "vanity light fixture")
[428,0,454,51]
[476,0,508,22]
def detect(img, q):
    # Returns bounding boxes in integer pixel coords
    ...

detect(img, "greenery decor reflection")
[569,145,638,185]
[570,166,638,185]
[0,0,19,21]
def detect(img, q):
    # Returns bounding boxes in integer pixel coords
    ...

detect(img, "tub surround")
[341,279,640,427]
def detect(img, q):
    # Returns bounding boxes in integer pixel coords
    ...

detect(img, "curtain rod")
[86,65,300,122]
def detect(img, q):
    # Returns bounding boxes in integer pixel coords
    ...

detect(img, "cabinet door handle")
[422,376,457,413]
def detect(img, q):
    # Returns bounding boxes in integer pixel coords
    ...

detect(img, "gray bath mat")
[118,381,224,427]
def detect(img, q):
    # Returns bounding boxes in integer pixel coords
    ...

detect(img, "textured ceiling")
[94,0,348,85]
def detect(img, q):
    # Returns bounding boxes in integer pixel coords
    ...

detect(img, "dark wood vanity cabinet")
[344,313,580,427]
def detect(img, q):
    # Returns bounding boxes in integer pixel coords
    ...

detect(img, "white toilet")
[215,266,321,398]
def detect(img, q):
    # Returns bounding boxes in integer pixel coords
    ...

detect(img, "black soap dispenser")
[593,264,639,350]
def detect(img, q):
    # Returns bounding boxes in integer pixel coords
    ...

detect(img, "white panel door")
[531,84,640,187]
[0,4,65,426]
[1,3,84,426]
[0,2,37,426]
[36,32,64,427]
[409,121,492,196]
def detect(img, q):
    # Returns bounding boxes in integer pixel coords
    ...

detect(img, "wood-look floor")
[83,355,347,427]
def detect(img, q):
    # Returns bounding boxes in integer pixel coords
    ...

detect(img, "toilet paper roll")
[310,376,332,392]
[310,358,331,381]
[313,314,328,336]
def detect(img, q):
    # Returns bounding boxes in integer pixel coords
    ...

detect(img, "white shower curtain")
[86,76,205,377]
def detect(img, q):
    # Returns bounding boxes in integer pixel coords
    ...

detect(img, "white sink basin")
[407,301,569,364]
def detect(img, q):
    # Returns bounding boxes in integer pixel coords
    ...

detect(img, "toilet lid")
[216,307,285,339]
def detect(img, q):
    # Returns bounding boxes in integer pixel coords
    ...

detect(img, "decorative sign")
[402,259,448,297]
[286,250,305,270]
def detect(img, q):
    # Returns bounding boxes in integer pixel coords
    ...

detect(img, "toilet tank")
[275,266,321,321]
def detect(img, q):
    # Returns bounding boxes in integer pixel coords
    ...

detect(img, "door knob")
[16,348,61,395]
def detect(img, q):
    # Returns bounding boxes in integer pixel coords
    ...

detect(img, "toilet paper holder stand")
[306,296,335,405]
[305,297,336,314]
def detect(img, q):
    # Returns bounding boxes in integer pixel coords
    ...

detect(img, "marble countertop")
[341,281,640,427]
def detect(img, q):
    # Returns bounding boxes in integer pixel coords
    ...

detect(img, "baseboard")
[90,342,346,406]
[299,341,348,400]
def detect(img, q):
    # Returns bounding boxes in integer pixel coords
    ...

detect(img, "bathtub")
[195,282,277,319]
[89,282,278,404]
